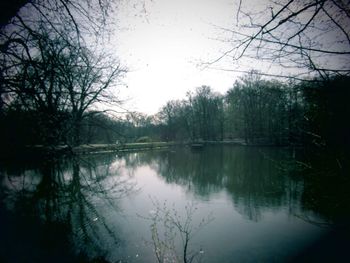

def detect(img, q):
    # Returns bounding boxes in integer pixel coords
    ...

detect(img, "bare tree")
[210,0,350,79]
[0,0,116,112]
[58,42,126,146]
[1,19,126,146]
[0,0,114,36]
[143,199,213,263]
[0,0,126,146]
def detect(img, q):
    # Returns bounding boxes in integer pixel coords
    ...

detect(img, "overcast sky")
[112,0,246,115]
[109,0,349,115]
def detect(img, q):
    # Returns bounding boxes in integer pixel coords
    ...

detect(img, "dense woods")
[2,72,349,153]
[5,71,350,182]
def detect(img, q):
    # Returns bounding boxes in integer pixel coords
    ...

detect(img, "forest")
[2,72,350,156]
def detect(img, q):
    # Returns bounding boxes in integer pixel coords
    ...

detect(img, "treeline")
[156,74,350,150]
[2,72,349,153]
[0,109,160,147]
[156,73,350,178]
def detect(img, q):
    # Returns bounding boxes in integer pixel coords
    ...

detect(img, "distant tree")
[158,100,189,141]
[284,80,305,144]
[118,112,163,142]
[155,86,225,142]
[186,86,224,141]
[226,72,289,144]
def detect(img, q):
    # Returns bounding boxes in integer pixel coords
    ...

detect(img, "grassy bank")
[1,140,278,160]
[72,142,182,154]
[1,142,183,160]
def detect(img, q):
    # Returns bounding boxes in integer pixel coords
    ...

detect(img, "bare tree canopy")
[211,0,350,79]
[0,0,114,34]
[0,0,126,146]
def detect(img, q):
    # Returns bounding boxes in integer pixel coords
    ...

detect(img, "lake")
[0,145,349,262]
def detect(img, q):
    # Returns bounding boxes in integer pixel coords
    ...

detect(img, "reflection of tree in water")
[122,151,160,174]
[229,148,304,222]
[0,154,135,263]
[107,148,350,225]
[296,149,350,224]
[124,146,307,222]
[125,147,226,196]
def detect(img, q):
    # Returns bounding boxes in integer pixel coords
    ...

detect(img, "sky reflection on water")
[0,146,343,262]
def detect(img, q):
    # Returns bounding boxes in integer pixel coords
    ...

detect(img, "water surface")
[0,146,347,262]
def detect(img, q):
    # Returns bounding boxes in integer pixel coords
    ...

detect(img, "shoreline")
[1,140,300,160]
